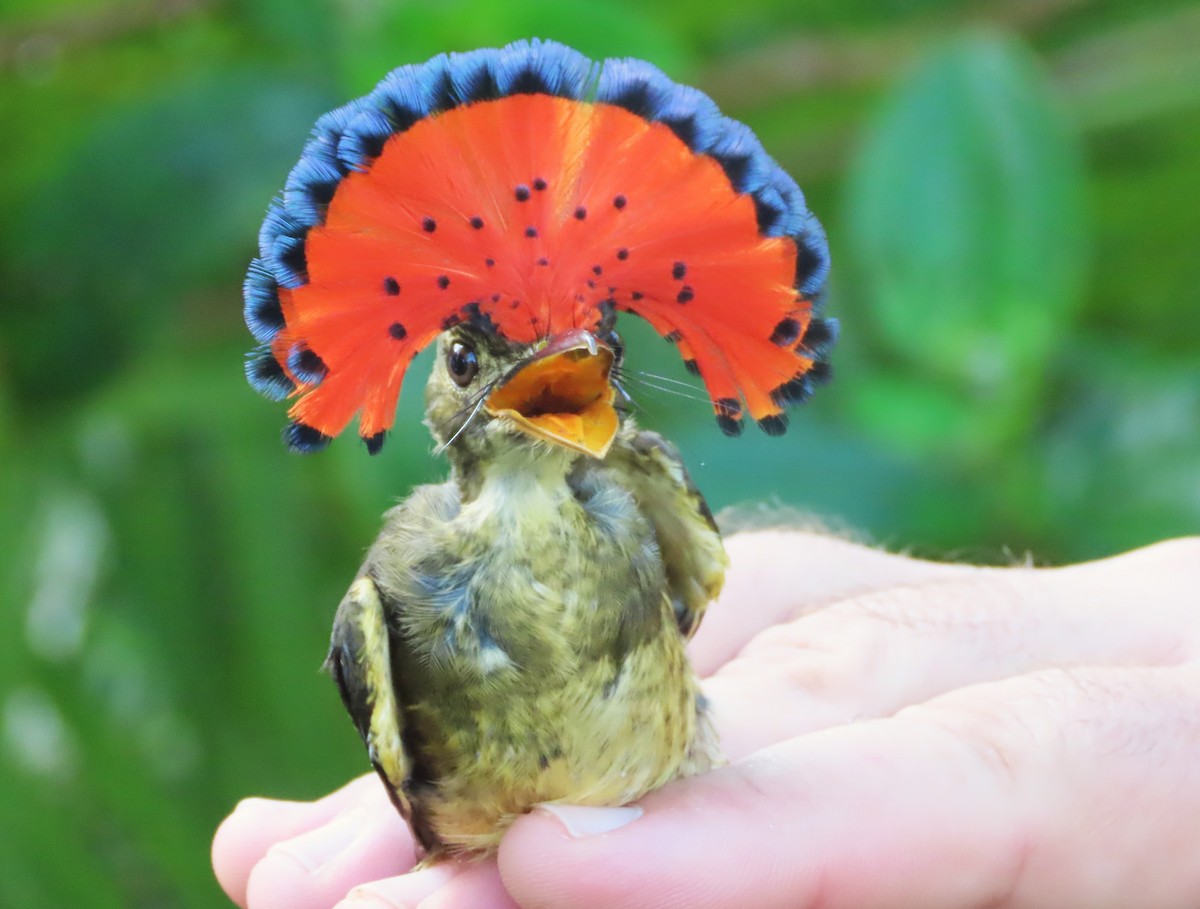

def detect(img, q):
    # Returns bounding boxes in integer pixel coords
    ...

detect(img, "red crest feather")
[245,43,833,451]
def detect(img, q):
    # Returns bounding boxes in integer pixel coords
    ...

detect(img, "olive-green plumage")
[327,325,726,861]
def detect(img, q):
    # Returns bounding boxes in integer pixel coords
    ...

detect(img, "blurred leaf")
[843,32,1088,450]
[0,68,336,409]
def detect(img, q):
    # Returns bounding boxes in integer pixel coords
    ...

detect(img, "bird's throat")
[484,333,618,459]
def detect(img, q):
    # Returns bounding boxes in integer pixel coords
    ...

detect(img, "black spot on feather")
[469,216,484,229]
[533,177,547,191]
[245,350,295,401]
[661,113,699,149]
[676,286,694,304]
[289,346,328,383]
[715,398,743,437]
[514,184,531,202]
[507,67,552,95]
[383,276,400,296]
[609,81,655,119]
[617,248,629,261]
[806,359,834,386]
[364,432,387,455]
[758,413,789,436]
[770,318,801,346]
[613,194,627,210]
[574,206,587,220]
[770,375,812,407]
[793,238,825,290]
[437,275,450,289]
[799,316,839,355]
[710,148,753,192]
[753,192,786,234]
[422,216,437,232]
[276,235,308,283]
[388,322,407,340]
[285,421,332,453]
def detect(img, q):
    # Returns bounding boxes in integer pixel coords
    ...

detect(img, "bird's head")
[424,325,623,467]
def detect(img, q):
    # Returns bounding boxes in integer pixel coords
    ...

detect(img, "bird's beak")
[484,329,619,459]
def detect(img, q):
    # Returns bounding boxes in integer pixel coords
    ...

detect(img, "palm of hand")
[213,532,1200,909]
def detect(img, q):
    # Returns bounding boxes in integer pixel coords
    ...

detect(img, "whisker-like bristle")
[434,380,498,455]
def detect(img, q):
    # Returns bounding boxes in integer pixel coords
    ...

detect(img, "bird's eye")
[446,340,479,387]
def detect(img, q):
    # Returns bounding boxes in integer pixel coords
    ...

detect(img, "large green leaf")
[843,32,1088,451]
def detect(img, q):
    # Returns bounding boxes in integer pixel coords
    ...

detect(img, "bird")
[242,39,835,863]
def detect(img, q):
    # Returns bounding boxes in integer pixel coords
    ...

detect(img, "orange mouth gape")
[484,331,618,459]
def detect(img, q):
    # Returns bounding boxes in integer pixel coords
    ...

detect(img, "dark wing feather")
[610,430,728,638]
[325,576,439,851]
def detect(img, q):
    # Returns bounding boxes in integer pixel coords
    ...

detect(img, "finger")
[500,663,1200,909]
[213,774,387,907]
[330,862,464,908]
[704,539,1200,758]
[333,860,518,909]
[413,860,519,909]
[242,790,415,909]
[689,530,975,675]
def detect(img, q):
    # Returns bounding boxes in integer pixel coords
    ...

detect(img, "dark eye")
[447,340,479,387]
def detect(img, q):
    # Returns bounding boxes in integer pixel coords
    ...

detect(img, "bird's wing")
[611,430,728,638]
[325,575,435,850]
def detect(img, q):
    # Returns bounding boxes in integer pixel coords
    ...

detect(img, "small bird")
[243,40,834,862]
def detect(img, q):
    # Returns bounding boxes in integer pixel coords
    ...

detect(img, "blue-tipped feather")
[800,317,839,359]
[336,106,398,172]
[595,57,676,119]
[794,214,831,296]
[703,119,772,195]
[258,202,308,288]
[647,83,723,152]
[446,47,505,104]
[244,258,285,343]
[284,421,332,453]
[372,55,453,133]
[245,347,295,401]
[492,39,593,98]
[284,150,345,227]
[286,343,328,385]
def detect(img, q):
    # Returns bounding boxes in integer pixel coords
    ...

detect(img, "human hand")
[212,532,1200,908]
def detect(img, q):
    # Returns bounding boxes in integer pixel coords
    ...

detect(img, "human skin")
[212,531,1200,909]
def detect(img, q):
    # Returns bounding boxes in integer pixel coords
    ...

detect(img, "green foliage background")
[1,0,1197,905]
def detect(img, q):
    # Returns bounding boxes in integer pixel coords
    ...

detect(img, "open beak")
[484,329,619,459]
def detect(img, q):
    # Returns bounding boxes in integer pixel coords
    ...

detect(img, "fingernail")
[537,803,643,837]
[269,806,367,872]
